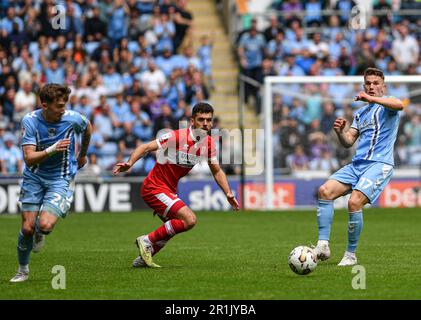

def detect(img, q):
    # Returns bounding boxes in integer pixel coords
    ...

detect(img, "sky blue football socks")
[317,199,334,241]
[17,230,33,266]
[347,210,363,253]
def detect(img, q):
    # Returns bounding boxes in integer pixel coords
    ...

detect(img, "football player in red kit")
[113,102,240,268]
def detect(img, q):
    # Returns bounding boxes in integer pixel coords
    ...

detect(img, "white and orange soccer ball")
[288,246,318,275]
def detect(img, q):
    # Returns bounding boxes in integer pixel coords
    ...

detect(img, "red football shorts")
[141,188,186,220]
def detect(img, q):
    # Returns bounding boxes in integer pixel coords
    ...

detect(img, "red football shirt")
[143,127,218,194]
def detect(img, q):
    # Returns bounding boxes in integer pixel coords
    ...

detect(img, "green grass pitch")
[1,208,421,299]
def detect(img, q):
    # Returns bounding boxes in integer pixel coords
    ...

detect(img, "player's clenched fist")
[354,91,373,103]
[333,118,347,134]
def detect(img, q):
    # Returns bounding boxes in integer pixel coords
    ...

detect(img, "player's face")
[191,112,213,134]
[43,98,67,122]
[364,75,385,97]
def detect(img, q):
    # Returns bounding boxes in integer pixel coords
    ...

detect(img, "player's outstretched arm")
[113,140,159,174]
[77,121,92,169]
[333,118,359,148]
[355,91,404,111]
[22,139,71,167]
[208,162,240,211]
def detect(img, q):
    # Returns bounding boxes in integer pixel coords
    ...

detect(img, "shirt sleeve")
[73,112,90,134]
[156,129,177,150]
[350,113,359,130]
[21,116,37,146]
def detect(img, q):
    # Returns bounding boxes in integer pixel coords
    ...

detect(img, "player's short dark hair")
[38,83,71,104]
[192,102,214,117]
[364,67,384,81]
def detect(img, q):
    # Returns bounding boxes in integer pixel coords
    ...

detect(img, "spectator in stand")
[373,0,393,28]
[118,122,140,157]
[392,24,419,71]
[238,22,266,109]
[324,15,342,42]
[107,0,129,47]
[1,6,24,36]
[309,33,329,60]
[267,30,286,62]
[197,34,214,90]
[173,0,193,51]
[84,5,108,42]
[154,12,175,55]
[79,153,102,177]
[2,88,17,127]
[185,71,209,105]
[140,59,166,94]
[305,0,323,27]
[102,63,124,95]
[320,101,337,135]
[93,103,114,142]
[44,59,65,84]
[0,132,22,175]
[309,148,339,172]
[287,145,309,171]
[13,80,36,125]
[128,99,153,142]
[276,53,305,76]
[153,103,178,137]
[280,0,303,26]
[264,15,283,42]
[334,0,357,26]
[74,95,93,120]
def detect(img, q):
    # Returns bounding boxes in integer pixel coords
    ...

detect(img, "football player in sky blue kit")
[313,68,404,266]
[10,84,92,282]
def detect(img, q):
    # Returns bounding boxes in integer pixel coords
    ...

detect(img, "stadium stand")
[0,0,420,177]
[0,0,223,176]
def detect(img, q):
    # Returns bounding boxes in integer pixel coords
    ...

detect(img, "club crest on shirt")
[48,128,56,137]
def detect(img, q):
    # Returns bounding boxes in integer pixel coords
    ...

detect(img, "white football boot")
[32,232,45,253]
[10,269,29,283]
[338,251,358,266]
[313,240,331,261]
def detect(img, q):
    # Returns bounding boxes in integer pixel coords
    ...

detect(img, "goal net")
[261,75,421,209]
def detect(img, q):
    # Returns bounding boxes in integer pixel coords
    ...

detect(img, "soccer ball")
[288,246,318,275]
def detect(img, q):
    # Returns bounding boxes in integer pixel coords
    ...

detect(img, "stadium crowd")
[236,0,421,172]
[0,0,218,176]
[0,0,420,177]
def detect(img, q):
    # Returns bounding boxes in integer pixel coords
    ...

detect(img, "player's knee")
[21,224,35,236]
[348,197,364,212]
[318,184,334,200]
[38,220,54,233]
[183,215,197,230]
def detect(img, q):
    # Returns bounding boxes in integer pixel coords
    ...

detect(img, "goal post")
[263,75,421,210]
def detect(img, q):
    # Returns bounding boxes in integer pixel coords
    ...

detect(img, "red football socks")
[148,219,186,243]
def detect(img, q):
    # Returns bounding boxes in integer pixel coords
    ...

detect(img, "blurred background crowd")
[0,0,218,176]
[0,0,420,177]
